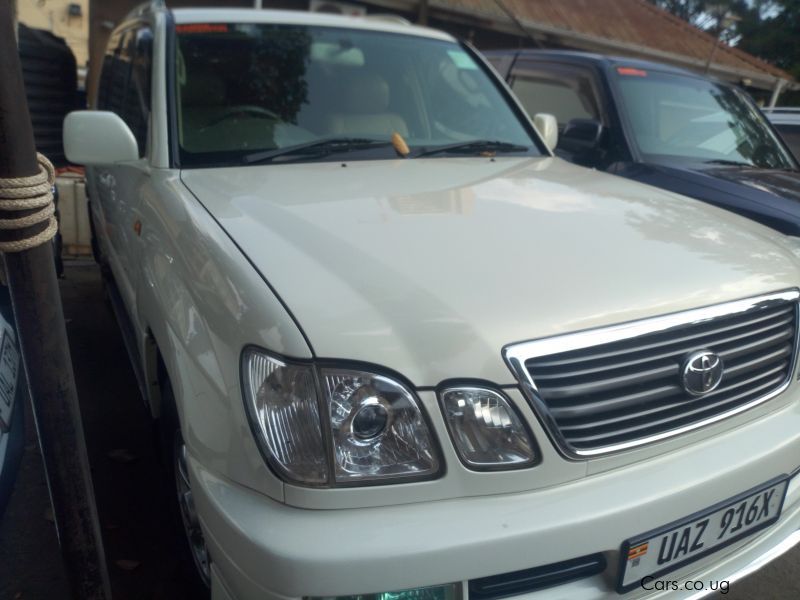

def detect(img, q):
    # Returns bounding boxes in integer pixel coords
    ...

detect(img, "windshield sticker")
[447,50,479,70]
[176,23,229,34]
[617,67,648,77]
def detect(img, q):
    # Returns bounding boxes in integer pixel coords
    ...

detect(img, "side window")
[96,26,152,157]
[122,28,153,156]
[484,54,514,79]
[97,32,124,111]
[507,63,628,168]
[108,30,133,116]
[774,124,800,161]
[510,68,601,130]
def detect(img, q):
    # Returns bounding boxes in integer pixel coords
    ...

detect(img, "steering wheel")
[438,104,495,140]
[207,105,279,127]
[465,106,499,139]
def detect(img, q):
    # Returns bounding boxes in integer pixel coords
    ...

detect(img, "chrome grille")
[504,291,799,457]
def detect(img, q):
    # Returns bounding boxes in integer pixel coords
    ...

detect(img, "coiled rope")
[0,153,58,252]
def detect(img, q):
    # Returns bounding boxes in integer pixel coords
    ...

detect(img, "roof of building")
[421,0,793,88]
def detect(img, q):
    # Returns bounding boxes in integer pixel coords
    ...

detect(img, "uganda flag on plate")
[627,542,648,561]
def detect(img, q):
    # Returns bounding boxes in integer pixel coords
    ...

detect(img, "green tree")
[737,1,800,80]
[652,0,714,21]
[649,0,742,38]
[651,1,800,104]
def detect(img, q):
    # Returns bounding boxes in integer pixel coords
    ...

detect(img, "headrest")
[181,67,226,107]
[342,73,390,114]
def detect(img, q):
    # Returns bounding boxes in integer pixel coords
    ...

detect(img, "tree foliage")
[736,0,800,80]
[649,0,742,37]
[649,0,800,103]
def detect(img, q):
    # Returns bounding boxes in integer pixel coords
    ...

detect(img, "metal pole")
[769,79,786,109]
[0,2,112,599]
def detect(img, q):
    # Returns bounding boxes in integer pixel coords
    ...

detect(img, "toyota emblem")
[682,350,724,396]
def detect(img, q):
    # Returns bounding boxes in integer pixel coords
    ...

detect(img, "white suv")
[64,4,800,600]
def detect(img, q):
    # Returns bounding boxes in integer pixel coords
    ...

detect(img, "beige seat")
[325,73,408,138]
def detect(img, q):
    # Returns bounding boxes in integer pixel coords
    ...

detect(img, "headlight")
[242,348,441,486]
[241,349,328,484]
[439,386,536,470]
[321,368,440,484]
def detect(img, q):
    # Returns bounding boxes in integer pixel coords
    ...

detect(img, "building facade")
[17,0,89,68]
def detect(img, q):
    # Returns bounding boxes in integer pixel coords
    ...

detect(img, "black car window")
[97,26,152,158]
[122,28,153,156]
[97,31,125,112]
[510,66,602,129]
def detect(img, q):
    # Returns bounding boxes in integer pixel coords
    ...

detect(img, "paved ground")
[0,261,799,599]
[0,260,192,600]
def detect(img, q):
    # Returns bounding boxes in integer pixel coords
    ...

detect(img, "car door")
[507,60,626,169]
[92,25,153,318]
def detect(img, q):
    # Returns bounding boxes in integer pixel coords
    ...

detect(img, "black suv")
[486,50,800,235]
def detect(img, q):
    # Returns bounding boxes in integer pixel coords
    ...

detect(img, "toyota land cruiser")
[64,4,800,599]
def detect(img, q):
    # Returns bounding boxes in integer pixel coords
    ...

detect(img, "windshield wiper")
[243,138,393,165]
[414,140,530,158]
[702,159,755,168]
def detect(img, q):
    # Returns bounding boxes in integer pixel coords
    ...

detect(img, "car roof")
[170,8,454,42]
[485,48,714,80]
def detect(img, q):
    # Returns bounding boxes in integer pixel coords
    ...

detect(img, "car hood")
[181,157,800,386]
[701,165,800,201]
[632,162,800,234]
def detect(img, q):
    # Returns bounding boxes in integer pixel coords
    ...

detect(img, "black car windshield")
[613,68,795,170]
[174,23,540,167]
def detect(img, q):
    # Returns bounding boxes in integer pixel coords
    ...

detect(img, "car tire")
[158,378,212,598]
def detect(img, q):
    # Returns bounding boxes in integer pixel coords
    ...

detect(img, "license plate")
[617,477,789,593]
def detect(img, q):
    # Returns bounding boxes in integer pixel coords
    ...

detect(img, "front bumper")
[192,391,800,600]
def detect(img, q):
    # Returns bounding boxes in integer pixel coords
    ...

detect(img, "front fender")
[134,170,311,502]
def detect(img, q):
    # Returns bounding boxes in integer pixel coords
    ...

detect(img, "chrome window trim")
[502,289,800,459]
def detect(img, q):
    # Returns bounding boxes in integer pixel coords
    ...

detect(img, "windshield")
[613,68,795,170]
[174,23,539,167]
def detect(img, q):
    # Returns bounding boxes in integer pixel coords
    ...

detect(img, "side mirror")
[533,113,558,152]
[559,118,603,155]
[63,111,139,165]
